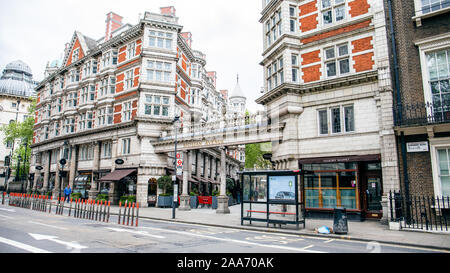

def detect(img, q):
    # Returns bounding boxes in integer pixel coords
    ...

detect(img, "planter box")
[157,196,173,208]
[190,196,198,209]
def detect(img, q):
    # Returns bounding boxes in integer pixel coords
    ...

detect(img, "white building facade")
[0,60,37,190]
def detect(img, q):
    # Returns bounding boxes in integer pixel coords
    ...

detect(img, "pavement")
[105,203,450,251]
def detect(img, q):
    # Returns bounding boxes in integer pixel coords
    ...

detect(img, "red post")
[118,201,122,224]
[126,202,131,226]
[107,201,111,223]
[136,202,139,227]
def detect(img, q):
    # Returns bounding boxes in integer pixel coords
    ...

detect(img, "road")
[0,202,446,255]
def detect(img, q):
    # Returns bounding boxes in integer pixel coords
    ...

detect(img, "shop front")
[299,154,383,220]
[73,172,92,199]
[97,168,137,205]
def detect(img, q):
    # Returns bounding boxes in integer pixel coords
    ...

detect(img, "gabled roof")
[62,31,98,67]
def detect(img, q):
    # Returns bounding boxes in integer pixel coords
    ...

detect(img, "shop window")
[304,163,358,210]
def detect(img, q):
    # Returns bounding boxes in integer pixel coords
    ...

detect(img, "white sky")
[0,0,265,111]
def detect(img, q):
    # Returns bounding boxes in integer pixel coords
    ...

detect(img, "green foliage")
[71,192,82,200]
[96,194,109,201]
[158,193,172,197]
[157,175,173,194]
[0,99,36,177]
[120,195,136,204]
[245,143,272,169]
[212,189,219,196]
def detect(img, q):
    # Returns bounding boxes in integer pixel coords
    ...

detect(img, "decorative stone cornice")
[256,70,378,105]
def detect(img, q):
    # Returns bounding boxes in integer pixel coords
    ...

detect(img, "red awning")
[98,169,136,182]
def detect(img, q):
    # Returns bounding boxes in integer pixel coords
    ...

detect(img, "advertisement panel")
[268,175,296,203]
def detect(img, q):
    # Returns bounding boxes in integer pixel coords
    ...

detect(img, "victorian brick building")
[387,0,450,198]
[30,7,245,206]
[256,0,400,221]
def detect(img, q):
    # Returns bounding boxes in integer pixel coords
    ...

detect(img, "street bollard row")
[3,193,112,224]
[118,200,140,227]
[6,193,51,212]
[70,199,111,223]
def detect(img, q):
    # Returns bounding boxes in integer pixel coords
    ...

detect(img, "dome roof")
[0,60,37,97]
[5,60,33,76]
[230,75,246,100]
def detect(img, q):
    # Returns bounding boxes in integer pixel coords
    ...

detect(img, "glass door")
[365,175,383,218]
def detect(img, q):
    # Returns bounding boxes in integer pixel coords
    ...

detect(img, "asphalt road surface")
[0,203,446,254]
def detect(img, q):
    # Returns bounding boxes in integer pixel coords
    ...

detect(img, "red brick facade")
[349,0,370,17]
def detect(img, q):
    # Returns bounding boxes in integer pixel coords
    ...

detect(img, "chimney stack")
[160,6,176,17]
[220,90,229,100]
[207,72,217,88]
[105,12,123,42]
[181,32,192,47]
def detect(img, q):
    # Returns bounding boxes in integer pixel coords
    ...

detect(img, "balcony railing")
[394,99,450,127]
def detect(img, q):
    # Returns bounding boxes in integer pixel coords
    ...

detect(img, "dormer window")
[72,48,80,62]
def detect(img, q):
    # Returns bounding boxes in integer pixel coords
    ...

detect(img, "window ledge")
[412,7,450,27]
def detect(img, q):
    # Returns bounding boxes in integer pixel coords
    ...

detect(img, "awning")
[74,175,89,183]
[98,169,136,182]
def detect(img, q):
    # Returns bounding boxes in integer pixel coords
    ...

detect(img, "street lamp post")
[172,115,180,219]
[59,159,67,200]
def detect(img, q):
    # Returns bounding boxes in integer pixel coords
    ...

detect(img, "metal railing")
[394,99,450,127]
[389,190,450,232]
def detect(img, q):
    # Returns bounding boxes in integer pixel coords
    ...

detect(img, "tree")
[157,175,173,195]
[0,99,36,178]
[245,143,272,169]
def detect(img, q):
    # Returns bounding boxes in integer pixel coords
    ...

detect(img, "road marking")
[29,233,88,251]
[28,221,68,231]
[324,239,335,244]
[0,208,15,212]
[0,236,52,253]
[139,226,325,253]
[106,227,166,239]
[0,214,13,219]
[301,244,315,250]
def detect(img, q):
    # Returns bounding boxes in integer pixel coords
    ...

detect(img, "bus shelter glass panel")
[268,204,297,222]
[251,175,267,202]
[243,202,268,220]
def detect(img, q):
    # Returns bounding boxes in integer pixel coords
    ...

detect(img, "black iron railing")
[394,99,450,127]
[389,190,450,232]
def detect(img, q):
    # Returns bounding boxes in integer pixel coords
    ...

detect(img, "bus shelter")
[240,170,305,229]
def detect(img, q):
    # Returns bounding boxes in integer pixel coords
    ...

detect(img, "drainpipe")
[387,0,409,193]
[387,0,402,123]
[387,0,411,221]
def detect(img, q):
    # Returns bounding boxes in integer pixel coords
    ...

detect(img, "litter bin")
[333,207,348,234]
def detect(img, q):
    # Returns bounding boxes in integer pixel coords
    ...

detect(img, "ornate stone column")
[179,150,191,211]
[53,150,61,198]
[89,141,100,200]
[216,146,230,214]
[42,151,50,193]
[68,145,77,189]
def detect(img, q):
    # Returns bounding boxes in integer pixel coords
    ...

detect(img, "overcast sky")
[0,0,264,111]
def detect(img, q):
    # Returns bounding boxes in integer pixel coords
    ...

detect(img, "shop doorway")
[362,162,383,219]
[148,178,157,207]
